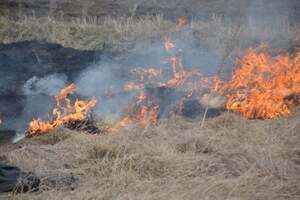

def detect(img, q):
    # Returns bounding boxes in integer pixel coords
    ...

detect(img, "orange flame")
[115,35,206,131]
[26,84,97,137]
[162,40,201,88]
[215,47,300,119]
[164,37,176,51]
[176,16,189,27]
[115,105,159,130]
[113,19,300,132]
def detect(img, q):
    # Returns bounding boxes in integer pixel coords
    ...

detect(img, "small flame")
[164,37,176,51]
[115,105,159,130]
[162,41,201,88]
[26,84,97,137]
[176,16,189,27]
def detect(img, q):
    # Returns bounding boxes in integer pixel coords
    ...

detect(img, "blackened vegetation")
[64,117,104,135]
[0,41,105,130]
[0,130,16,144]
[42,174,79,192]
[0,164,40,193]
[180,99,225,119]
[145,86,184,118]
[144,86,224,119]
[0,163,78,193]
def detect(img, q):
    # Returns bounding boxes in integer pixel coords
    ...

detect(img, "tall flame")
[215,47,300,119]
[26,84,97,137]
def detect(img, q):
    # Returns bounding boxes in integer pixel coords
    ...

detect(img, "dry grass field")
[0,14,299,51]
[1,112,300,200]
[0,1,300,200]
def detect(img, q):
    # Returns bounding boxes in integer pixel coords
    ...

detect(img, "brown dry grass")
[1,12,300,200]
[1,14,299,52]
[0,15,173,51]
[2,112,300,200]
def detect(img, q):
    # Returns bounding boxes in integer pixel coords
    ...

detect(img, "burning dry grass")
[26,84,97,137]
[3,112,300,200]
[214,46,300,119]
[1,11,300,200]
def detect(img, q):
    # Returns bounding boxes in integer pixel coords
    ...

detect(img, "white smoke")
[23,74,67,96]
[11,74,68,136]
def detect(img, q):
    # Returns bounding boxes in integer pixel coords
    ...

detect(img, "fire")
[120,31,300,124]
[164,37,176,51]
[26,84,97,137]
[176,16,189,27]
[162,38,201,88]
[215,47,300,119]
[118,84,159,129]
[18,15,300,138]
[114,105,159,130]
[116,35,207,130]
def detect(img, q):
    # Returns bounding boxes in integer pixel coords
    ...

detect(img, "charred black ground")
[0,41,107,132]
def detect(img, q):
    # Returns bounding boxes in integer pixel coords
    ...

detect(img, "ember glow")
[214,47,300,119]
[26,84,97,137]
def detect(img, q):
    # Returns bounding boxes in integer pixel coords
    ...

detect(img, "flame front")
[215,48,300,119]
[26,84,97,137]
[22,17,300,136]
